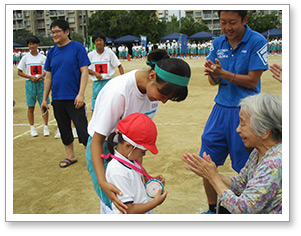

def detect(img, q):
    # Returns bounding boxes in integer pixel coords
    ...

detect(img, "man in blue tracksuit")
[200,10,268,214]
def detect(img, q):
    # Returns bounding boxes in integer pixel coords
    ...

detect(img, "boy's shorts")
[91,79,111,111]
[200,103,250,173]
[25,80,50,107]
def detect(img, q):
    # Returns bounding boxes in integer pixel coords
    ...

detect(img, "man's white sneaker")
[54,129,61,139]
[44,126,50,136]
[30,127,38,137]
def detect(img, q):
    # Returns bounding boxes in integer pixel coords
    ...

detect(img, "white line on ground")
[156,122,200,126]
[14,123,57,126]
[13,118,57,140]
[13,121,200,140]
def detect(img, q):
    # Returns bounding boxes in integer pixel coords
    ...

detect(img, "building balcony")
[49,10,57,17]
[57,10,65,16]
[36,13,44,19]
[38,23,45,28]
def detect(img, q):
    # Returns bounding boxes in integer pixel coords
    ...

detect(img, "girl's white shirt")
[88,69,159,138]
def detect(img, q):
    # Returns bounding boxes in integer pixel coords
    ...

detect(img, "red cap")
[117,113,158,154]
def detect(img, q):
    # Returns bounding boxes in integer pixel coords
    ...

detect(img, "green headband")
[154,64,190,87]
[146,60,190,87]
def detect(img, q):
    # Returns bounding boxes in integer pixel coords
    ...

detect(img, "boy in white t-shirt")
[17,36,50,137]
[88,32,124,111]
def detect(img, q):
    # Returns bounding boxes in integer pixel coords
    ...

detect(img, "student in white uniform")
[88,32,124,112]
[102,113,167,214]
[17,36,50,137]
[86,49,191,214]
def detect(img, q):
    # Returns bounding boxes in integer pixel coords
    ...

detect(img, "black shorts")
[52,100,88,146]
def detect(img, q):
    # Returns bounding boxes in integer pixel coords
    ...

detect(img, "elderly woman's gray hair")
[240,93,282,141]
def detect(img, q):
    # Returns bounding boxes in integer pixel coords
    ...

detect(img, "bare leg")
[28,106,35,125]
[59,142,77,167]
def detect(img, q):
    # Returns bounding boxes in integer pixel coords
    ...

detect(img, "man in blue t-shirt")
[199,10,268,214]
[41,19,91,168]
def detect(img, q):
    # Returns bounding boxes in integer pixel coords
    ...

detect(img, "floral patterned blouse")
[219,142,282,214]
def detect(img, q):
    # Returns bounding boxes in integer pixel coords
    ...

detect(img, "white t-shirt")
[87,70,159,137]
[88,47,121,81]
[17,53,46,80]
[106,150,152,214]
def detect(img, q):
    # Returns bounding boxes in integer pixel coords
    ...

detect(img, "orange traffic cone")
[127,54,131,61]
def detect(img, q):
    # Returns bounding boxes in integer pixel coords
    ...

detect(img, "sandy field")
[12,55,282,215]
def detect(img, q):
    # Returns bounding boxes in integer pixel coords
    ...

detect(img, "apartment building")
[157,10,169,20]
[13,10,96,38]
[185,10,220,35]
[185,10,282,36]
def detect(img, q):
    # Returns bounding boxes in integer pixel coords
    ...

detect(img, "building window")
[68,17,75,23]
[195,11,202,17]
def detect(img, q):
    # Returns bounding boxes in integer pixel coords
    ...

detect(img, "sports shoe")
[30,127,38,137]
[54,129,61,139]
[72,127,78,138]
[200,210,216,214]
[44,126,50,136]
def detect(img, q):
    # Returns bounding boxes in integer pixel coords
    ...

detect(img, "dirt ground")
[12,55,282,215]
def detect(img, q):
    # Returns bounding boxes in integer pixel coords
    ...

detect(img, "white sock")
[44,125,48,129]
[31,125,35,130]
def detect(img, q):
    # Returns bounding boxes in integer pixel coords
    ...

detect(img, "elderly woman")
[183,93,282,214]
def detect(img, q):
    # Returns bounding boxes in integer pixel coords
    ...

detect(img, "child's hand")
[153,187,167,206]
[154,175,165,186]
[30,75,38,82]
[37,75,44,81]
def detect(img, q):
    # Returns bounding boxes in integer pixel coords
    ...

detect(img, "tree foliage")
[179,16,209,36]
[247,11,281,33]
[13,29,33,45]
[165,15,179,35]
[88,10,209,42]
[88,10,166,43]
[13,29,85,47]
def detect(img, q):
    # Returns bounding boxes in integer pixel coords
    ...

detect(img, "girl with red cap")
[101,113,167,214]
[86,49,191,214]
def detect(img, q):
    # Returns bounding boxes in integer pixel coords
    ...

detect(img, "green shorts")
[86,136,112,208]
[25,79,50,107]
[91,79,111,110]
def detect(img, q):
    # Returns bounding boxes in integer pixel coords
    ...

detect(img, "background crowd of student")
[13,35,282,65]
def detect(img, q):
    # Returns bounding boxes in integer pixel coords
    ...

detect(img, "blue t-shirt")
[207,25,268,107]
[44,41,91,100]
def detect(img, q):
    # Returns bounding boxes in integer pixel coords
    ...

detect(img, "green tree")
[35,33,55,47]
[247,11,281,33]
[13,29,32,45]
[88,10,166,43]
[70,32,85,44]
[14,29,85,48]
[165,15,180,35]
[179,16,209,36]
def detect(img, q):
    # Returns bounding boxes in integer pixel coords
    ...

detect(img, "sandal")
[59,158,77,168]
